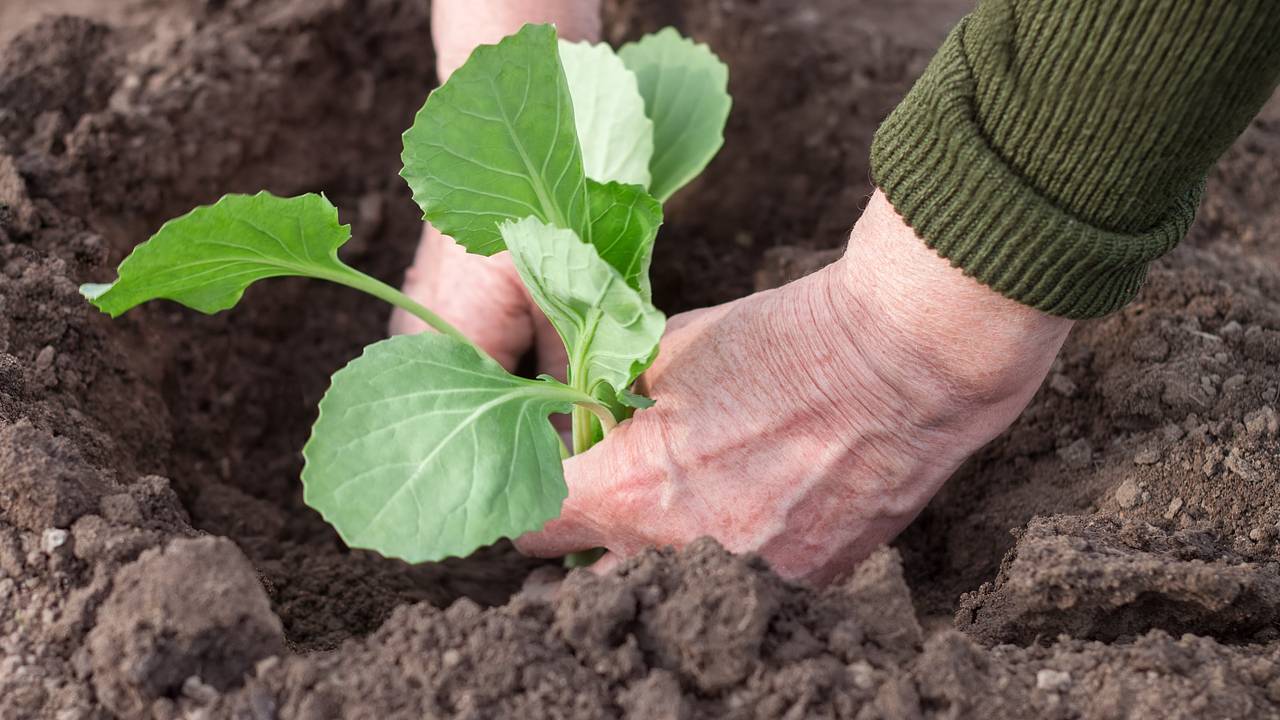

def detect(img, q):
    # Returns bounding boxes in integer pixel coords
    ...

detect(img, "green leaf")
[81,192,351,317]
[558,39,654,187]
[617,388,656,410]
[401,23,590,255]
[303,333,580,563]
[619,28,731,201]
[586,180,663,300]
[501,217,664,396]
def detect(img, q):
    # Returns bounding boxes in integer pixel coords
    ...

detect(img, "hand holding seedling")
[519,192,1073,583]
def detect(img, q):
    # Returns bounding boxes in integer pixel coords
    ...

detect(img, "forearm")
[432,0,602,80]
[871,0,1280,319]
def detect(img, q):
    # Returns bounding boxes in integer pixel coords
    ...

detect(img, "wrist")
[432,0,602,81]
[830,190,1073,418]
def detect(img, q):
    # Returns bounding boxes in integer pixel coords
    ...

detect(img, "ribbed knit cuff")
[870,21,1200,320]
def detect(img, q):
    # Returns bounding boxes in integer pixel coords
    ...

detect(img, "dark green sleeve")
[870,0,1280,318]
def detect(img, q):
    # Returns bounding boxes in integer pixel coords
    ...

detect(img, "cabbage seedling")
[81,25,730,562]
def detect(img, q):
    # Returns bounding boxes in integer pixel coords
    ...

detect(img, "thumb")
[514,420,638,558]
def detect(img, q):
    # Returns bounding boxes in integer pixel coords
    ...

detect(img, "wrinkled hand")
[514,192,1074,585]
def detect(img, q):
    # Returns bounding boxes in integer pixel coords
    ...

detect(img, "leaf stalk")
[323,268,481,353]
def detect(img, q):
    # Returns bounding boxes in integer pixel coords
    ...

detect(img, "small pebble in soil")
[1036,669,1072,691]
[1221,373,1247,392]
[1134,448,1160,466]
[1049,373,1078,398]
[1057,439,1092,469]
[1226,449,1260,483]
[1131,335,1170,362]
[1115,479,1141,509]
[1244,406,1278,438]
[182,676,219,705]
[849,660,876,690]
[1203,457,1221,477]
[41,528,67,554]
[1200,376,1218,396]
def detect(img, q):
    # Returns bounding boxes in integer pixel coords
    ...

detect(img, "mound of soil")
[0,0,1276,718]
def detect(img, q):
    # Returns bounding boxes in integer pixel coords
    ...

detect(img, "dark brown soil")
[0,1,1277,718]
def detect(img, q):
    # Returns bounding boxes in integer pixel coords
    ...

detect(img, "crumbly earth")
[0,0,1276,718]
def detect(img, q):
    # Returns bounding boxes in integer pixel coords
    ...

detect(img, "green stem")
[572,406,591,455]
[323,268,479,351]
[326,267,620,453]
[586,402,617,433]
[571,399,616,455]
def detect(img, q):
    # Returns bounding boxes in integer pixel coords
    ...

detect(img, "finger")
[513,449,608,557]
[513,514,602,558]
[588,550,624,576]
[514,425,635,558]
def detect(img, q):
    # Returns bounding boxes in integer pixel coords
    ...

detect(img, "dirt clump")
[958,515,1280,645]
[212,541,926,719]
[0,420,105,531]
[210,541,1280,720]
[86,536,284,718]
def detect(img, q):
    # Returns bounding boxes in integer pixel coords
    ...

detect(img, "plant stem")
[588,404,618,433]
[571,400,617,454]
[324,268,479,351]
[572,406,592,455]
[326,268,620,454]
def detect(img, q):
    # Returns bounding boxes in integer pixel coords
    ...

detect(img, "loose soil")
[0,1,1277,718]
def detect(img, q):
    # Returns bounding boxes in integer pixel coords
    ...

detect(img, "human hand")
[516,191,1075,585]
[431,0,601,81]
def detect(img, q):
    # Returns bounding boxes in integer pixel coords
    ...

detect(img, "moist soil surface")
[1,1,1278,718]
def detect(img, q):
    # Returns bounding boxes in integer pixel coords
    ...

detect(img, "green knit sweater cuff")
[870,21,1199,320]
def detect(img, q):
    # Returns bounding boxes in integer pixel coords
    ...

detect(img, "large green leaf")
[586,179,662,300]
[558,39,654,187]
[401,23,590,255]
[501,217,665,396]
[81,192,351,317]
[619,28,731,201]
[303,333,580,563]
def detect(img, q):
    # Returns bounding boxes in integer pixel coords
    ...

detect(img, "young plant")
[81,25,730,563]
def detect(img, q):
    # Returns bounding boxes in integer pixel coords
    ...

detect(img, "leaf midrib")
[344,383,566,542]
[488,74,571,232]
